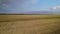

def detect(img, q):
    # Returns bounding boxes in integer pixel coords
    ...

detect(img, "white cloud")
[52,7,56,10]
[2,3,11,8]
[52,6,60,10]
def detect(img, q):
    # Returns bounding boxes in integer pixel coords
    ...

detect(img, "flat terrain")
[0,15,60,34]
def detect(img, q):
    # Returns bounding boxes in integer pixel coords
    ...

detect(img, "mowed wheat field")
[0,15,60,34]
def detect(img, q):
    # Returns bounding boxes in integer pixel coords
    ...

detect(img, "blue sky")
[0,0,60,13]
[22,0,60,11]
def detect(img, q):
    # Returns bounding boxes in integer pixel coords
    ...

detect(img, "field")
[0,15,60,34]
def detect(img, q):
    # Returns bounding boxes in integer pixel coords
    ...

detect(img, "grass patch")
[0,15,60,22]
[0,17,60,34]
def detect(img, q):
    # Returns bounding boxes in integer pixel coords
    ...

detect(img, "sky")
[0,0,60,13]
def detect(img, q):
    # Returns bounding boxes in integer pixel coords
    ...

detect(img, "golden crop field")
[0,15,60,22]
[0,15,60,34]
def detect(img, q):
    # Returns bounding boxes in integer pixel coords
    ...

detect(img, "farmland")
[0,15,60,34]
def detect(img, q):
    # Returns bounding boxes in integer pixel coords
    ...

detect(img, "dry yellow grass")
[0,15,60,34]
[0,15,60,22]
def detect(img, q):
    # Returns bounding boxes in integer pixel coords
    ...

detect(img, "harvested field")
[0,15,60,34]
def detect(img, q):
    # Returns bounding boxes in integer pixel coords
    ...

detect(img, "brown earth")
[0,19,60,34]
